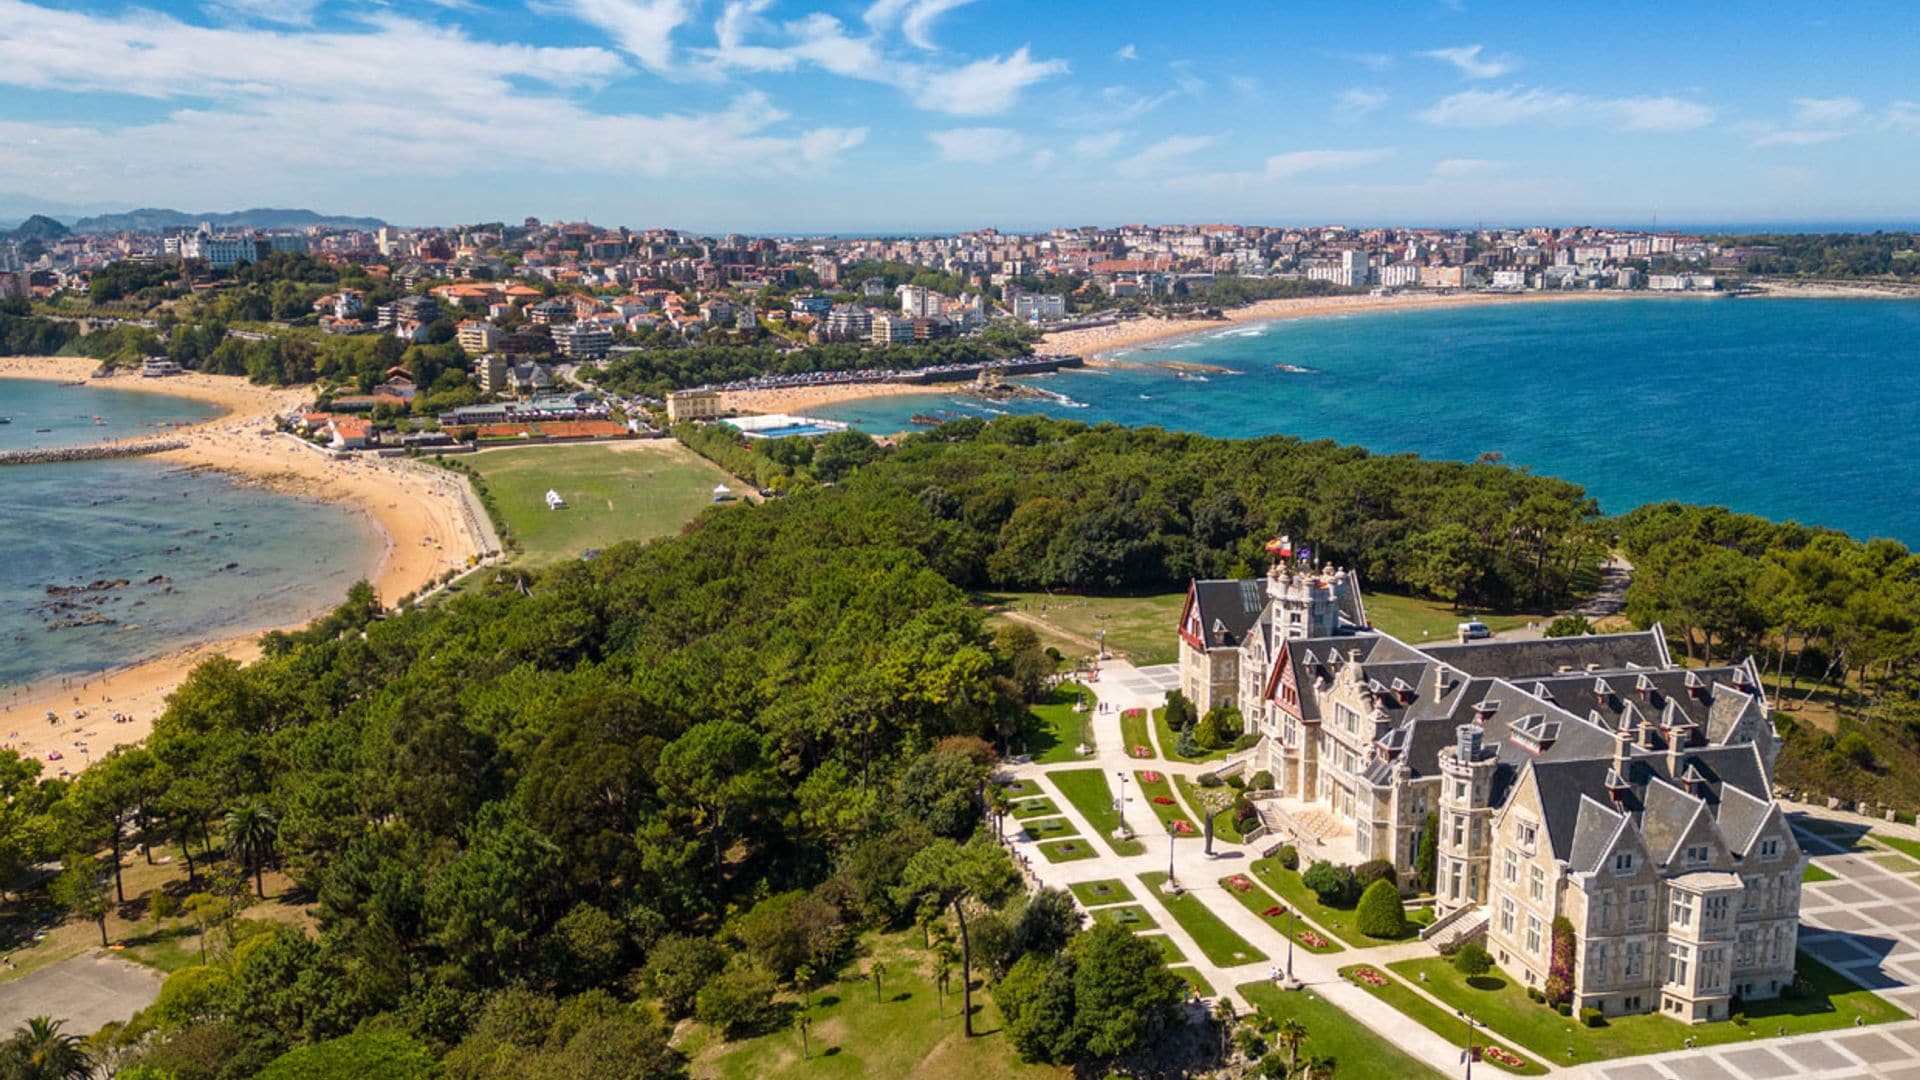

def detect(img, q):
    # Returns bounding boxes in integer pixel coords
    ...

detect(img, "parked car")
[1457,620,1493,642]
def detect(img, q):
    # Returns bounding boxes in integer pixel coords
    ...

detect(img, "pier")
[0,440,188,467]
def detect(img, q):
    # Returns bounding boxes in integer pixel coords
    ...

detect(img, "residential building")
[456,320,501,354]
[666,388,721,423]
[474,353,509,393]
[552,321,613,359]
[1009,289,1067,321]
[871,313,916,344]
[1337,249,1371,288]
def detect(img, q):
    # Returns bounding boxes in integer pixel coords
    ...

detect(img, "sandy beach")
[0,355,492,774]
[718,380,949,415]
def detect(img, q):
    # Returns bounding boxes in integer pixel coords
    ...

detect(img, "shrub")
[1227,774,1246,789]
[694,965,780,1038]
[1274,845,1299,871]
[643,935,727,1018]
[1354,859,1397,890]
[1176,729,1201,758]
[1354,879,1407,938]
[1526,986,1544,1003]
[1163,691,1197,732]
[1546,917,1576,1008]
[1452,943,1492,977]
[1580,1007,1605,1028]
[1199,772,1223,788]
[1836,731,1876,769]
[1554,1000,1572,1016]
[1233,733,1262,751]
[1248,770,1274,791]
[1301,861,1356,907]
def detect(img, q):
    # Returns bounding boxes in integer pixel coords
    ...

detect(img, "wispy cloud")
[564,0,696,74]
[1421,44,1516,79]
[913,46,1069,115]
[1263,148,1393,178]
[1431,157,1504,178]
[1418,86,1714,132]
[1888,101,1920,132]
[203,0,323,26]
[1116,134,1216,178]
[1792,96,1863,125]
[1334,87,1389,118]
[1325,49,1393,72]
[1751,129,1847,148]
[1114,43,1137,61]
[1072,131,1127,158]
[928,126,1023,163]
[864,0,976,51]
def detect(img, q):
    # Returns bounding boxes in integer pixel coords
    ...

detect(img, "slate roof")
[1528,663,1765,745]
[1524,744,1771,865]
[1190,578,1269,648]
[1420,629,1670,680]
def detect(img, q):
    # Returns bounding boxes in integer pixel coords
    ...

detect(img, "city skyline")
[3,1,1919,230]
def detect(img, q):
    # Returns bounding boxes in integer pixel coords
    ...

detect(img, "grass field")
[1046,770,1147,856]
[1363,592,1545,645]
[465,441,739,564]
[689,932,1063,1080]
[978,591,1186,665]
[1239,981,1445,1079]
[1337,963,1543,1075]
[1803,862,1837,883]
[1024,684,1094,765]
[1216,875,1342,954]
[1021,816,1078,841]
[1389,953,1903,1067]
[1067,879,1134,907]
[1135,770,1200,837]
[1037,839,1097,863]
[1137,873,1266,967]
[1120,708,1155,758]
[1248,858,1420,947]
[1174,775,1244,843]
[1170,966,1214,997]
[1153,707,1232,764]
[1872,832,1920,861]
[1090,905,1158,932]
[1009,797,1059,820]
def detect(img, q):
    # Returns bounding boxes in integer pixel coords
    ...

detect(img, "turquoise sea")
[0,380,383,688]
[812,297,1920,545]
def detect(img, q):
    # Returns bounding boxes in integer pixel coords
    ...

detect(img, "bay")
[811,297,1920,544]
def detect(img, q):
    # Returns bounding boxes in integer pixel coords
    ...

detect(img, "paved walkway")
[1005,660,1473,1077]
[0,951,164,1036]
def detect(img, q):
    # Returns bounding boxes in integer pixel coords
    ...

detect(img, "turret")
[1435,724,1499,914]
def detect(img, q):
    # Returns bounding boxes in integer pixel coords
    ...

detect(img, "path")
[0,951,163,1037]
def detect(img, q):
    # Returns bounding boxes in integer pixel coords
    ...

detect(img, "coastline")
[717,379,946,416]
[0,356,490,774]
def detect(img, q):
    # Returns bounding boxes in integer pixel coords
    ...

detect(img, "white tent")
[712,484,735,502]
[545,489,566,509]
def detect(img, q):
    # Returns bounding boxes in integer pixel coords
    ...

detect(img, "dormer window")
[1685,845,1709,866]
[1516,820,1538,853]
[1759,838,1781,861]
[1614,852,1635,874]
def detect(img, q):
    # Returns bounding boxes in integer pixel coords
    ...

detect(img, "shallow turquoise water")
[812,297,1920,543]
[0,381,382,687]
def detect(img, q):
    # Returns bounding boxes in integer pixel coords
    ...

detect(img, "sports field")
[466,441,741,564]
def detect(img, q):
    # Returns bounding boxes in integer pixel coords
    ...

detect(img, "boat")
[0,417,11,424]
[34,428,52,433]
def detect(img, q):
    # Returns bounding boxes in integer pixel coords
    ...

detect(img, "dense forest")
[1714,232,1920,280]
[593,322,1038,398]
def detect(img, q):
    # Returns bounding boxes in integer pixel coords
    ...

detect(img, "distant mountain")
[67,207,387,234]
[6,214,70,243]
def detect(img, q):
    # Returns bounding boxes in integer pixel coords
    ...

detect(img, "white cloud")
[1263,148,1393,178]
[1115,43,1137,61]
[1887,101,1920,132]
[864,0,975,50]
[1418,87,1714,132]
[1326,50,1393,72]
[1334,87,1389,117]
[204,0,323,26]
[0,1,867,203]
[1431,157,1504,177]
[1792,96,1863,125]
[1422,44,1516,79]
[563,0,696,73]
[928,126,1023,163]
[1029,148,1056,170]
[913,46,1068,115]
[1115,134,1216,178]
[1072,131,1126,157]
[1751,129,1847,148]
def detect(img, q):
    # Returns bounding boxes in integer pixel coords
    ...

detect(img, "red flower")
[1172,820,1196,834]
[1349,967,1388,987]
[1262,906,1284,917]
[1142,771,1163,783]
[1227,875,1254,892]
[1153,795,1175,805]
[1299,931,1327,948]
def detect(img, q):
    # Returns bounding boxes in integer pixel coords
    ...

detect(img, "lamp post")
[1115,772,1130,838]
[1458,1009,1478,1080]
[1283,905,1296,986]
[1168,830,1177,888]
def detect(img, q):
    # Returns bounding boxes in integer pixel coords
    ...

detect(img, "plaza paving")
[0,950,164,1037]
[1007,660,1920,1077]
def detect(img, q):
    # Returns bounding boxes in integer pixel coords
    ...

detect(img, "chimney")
[1612,722,1632,777]
[1456,724,1483,761]
[1665,729,1686,775]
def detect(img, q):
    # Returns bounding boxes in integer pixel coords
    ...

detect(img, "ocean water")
[0,381,383,688]
[812,297,1920,544]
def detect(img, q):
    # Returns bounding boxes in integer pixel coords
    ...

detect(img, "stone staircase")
[1419,904,1489,952]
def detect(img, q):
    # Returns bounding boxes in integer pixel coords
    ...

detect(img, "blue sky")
[1,0,1917,230]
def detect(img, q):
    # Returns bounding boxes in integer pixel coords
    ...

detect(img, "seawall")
[0,440,188,467]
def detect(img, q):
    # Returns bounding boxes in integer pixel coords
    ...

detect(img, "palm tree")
[870,959,888,1003]
[0,1016,92,1079]
[223,803,278,898]
[1276,1018,1309,1077]
[795,1011,811,1060]
[983,785,1012,840]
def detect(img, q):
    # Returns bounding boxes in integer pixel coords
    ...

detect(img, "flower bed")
[1123,708,1145,719]
[1298,930,1329,949]
[1349,966,1388,988]
[1142,770,1163,783]
[1227,875,1255,893]
[1131,745,1153,758]
[1483,1047,1528,1069]
[1152,795,1175,805]
[1172,819,1196,835]
[1261,905,1285,917]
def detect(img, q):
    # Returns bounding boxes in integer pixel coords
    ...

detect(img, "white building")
[553,321,613,359]
[1337,249,1371,288]
[1009,289,1067,321]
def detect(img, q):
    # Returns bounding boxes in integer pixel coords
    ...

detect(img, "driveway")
[0,950,164,1036]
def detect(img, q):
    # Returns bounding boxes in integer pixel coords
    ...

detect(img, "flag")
[1265,535,1292,557]
[1297,544,1313,564]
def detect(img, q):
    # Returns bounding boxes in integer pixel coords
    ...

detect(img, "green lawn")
[1216,875,1342,954]
[1138,933,1186,964]
[1152,707,1233,764]
[1239,981,1445,1079]
[1174,775,1244,843]
[1120,708,1155,759]
[1337,964,1544,1075]
[978,591,1186,665]
[690,932,1064,1080]
[1135,770,1200,837]
[1249,859,1420,947]
[1008,797,1059,820]
[1802,862,1837,883]
[1037,839,1097,864]
[1170,967,1215,997]
[1024,684,1094,765]
[1066,879,1134,907]
[1872,832,1920,861]
[1388,953,1904,1067]
[1090,905,1159,932]
[997,778,1041,798]
[1869,851,1920,875]
[1138,873,1266,967]
[1020,816,1078,841]
[465,441,739,565]
[1362,591,1546,645]
[1047,770,1146,857]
